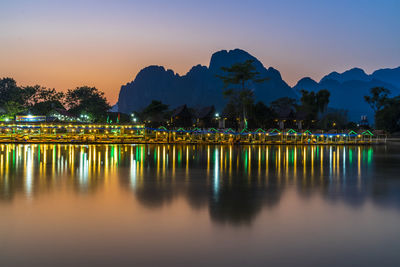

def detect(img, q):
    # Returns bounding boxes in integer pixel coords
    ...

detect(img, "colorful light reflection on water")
[1,144,400,267]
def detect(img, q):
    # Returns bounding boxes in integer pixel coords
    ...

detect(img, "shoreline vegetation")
[1,60,399,137]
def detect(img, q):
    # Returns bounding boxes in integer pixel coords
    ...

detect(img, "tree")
[138,100,170,126]
[0,78,69,118]
[364,87,390,113]
[318,109,349,130]
[298,89,330,121]
[364,87,400,132]
[65,86,110,122]
[3,101,26,117]
[0,78,20,106]
[270,97,297,113]
[217,60,267,129]
[141,100,169,117]
[316,90,330,113]
[0,78,43,118]
[374,96,400,132]
[0,78,35,107]
[33,87,65,103]
[30,86,65,115]
[250,101,275,129]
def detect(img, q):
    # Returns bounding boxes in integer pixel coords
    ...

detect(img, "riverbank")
[0,123,386,145]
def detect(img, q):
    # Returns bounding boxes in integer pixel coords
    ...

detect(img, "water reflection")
[1,144,400,225]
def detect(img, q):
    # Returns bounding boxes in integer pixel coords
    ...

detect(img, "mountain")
[294,68,400,121]
[320,68,371,83]
[372,67,400,88]
[117,48,400,123]
[117,49,297,114]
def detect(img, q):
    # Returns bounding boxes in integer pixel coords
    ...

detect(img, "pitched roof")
[195,106,215,119]
[171,105,191,117]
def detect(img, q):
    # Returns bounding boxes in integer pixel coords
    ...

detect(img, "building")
[170,105,193,127]
[47,108,77,122]
[194,106,216,128]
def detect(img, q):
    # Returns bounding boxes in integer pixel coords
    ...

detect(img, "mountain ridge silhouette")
[117,49,400,122]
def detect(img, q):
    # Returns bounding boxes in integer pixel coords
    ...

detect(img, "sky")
[1,0,399,104]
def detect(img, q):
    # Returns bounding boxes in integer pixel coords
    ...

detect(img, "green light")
[368,148,373,165]
[244,149,248,171]
[349,149,353,164]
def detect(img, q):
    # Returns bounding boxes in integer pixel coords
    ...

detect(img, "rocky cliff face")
[117,49,297,114]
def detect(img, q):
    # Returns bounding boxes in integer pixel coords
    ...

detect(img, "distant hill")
[117,48,400,123]
[117,49,297,114]
[294,67,400,121]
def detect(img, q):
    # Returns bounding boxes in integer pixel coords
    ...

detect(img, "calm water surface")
[1,144,400,267]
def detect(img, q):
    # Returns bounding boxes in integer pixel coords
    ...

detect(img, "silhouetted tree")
[270,97,297,113]
[65,86,110,122]
[0,78,38,107]
[138,100,170,126]
[249,101,275,129]
[365,87,400,132]
[298,89,330,121]
[375,96,400,132]
[30,87,65,115]
[364,87,390,113]
[217,60,267,129]
[318,109,349,130]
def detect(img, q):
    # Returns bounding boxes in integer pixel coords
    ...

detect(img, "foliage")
[375,96,400,132]
[30,86,66,115]
[0,78,37,106]
[248,101,276,129]
[65,86,111,122]
[270,97,297,113]
[217,60,267,129]
[138,100,170,126]
[298,89,330,121]
[318,109,349,130]
[3,101,26,117]
[364,87,400,132]
[364,87,390,112]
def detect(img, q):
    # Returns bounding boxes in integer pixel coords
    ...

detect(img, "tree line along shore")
[1,60,399,136]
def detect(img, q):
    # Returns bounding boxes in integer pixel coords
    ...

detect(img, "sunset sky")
[1,0,399,104]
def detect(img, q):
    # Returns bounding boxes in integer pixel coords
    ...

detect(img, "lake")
[1,144,400,267]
